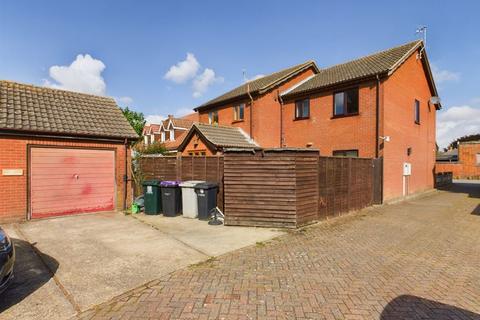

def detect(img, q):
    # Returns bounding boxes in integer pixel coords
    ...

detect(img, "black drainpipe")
[375,74,380,158]
[278,90,284,147]
[123,138,128,211]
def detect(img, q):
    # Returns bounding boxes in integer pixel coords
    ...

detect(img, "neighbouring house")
[177,123,258,156]
[0,80,138,223]
[436,149,458,162]
[142,114,196,152]
[436,141,480,179]
[185,40,440,201]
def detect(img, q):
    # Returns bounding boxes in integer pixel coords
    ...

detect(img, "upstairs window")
[233,104,245,121]
[476,153,480,165]
[169,129,174,141]
[334,88,359,117]
[295,99,310,119]
[161,131,165,142]
[332,149,359,157]
[209,110,219,124]
[414,100,420,124]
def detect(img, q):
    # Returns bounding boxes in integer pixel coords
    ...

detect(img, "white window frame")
[150,134,155,144]
[161,131,165,142]
[144,135,148,145]
[170,129,174,141]
[476,153,480,165]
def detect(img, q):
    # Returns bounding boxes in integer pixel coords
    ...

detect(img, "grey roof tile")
[192,123,258,149]
[284,40,422,97]
[0,80,138,139]
[195,61,318,110]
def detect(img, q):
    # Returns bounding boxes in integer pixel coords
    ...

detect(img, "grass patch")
[189,257,217,269]
[255,241,266,247]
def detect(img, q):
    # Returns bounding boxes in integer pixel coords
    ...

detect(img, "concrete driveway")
[0,212,282,320]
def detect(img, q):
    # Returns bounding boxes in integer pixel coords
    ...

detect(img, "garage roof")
[0,80,138,139]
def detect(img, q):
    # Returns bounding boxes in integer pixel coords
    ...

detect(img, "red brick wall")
[382,52,437,200]
[0,136,132,223]
[181,132,216,156]
[198,67,317,147]
[436,143,480,179]
[282,81,377,157]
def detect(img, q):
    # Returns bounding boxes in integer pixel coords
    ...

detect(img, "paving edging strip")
[13,224,82,314]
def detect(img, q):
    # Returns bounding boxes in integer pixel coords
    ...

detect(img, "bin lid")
[179,180,205,188]
[142,180,161,186]
[194,182,218,190]
[160,180,180,187]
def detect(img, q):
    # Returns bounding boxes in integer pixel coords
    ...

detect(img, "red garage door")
[30,147,115,219]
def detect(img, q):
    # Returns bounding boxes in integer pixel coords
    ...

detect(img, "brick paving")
[78,182,480,320]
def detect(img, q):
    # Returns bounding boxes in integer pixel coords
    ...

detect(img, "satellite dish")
[430,96,441,105]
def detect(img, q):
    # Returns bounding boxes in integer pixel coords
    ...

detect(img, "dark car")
[0,227,15,294]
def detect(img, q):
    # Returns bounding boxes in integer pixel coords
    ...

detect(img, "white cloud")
[164,53,200,84]
[431,64,460,84]
[174,107,194,117]
[192,68,223,98]
[244,74,265,82]
[43,54,107,95]
[145,114,166,125]
[114,96,134,105]
[437,105,480,148]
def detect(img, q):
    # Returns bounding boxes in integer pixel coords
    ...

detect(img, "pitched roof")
[283,40,425,97]
[148,123,161,133]
[178,123,259,151]
[163,130,187,151]
[0,80,138,139]
[195,61,319,111]
[180,112,199,122]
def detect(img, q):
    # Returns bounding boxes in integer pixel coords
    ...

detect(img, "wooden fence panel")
[318,156,375,220]
[139,153,379,228]
[224,152,298,228]
[295,153,319,226]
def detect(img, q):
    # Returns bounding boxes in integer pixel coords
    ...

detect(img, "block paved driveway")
[79,181,480,320]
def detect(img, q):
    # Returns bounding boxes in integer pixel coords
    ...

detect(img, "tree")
[445,133,480,151]
[121,107,146,137]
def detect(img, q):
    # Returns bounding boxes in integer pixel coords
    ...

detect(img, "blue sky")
[1,0,479,147]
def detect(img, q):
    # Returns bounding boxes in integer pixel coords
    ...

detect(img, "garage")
[30,147,116,219]
[0,80,138,223]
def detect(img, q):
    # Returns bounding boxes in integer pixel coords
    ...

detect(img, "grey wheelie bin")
[194,182,218,220]
[142,180,162,215]
[179,181,204,218]
[160,181,182,217]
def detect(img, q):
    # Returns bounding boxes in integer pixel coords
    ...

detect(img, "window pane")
[333,150,358,157]
[235,104,244,120]
[476,153,480,165]
[214,111,218,123]
[414,100,420,123]
[303,100,310,117]
[345,150,359,157]
[346,89,359,114]
[334,93,344,115]
[295,101,301,118]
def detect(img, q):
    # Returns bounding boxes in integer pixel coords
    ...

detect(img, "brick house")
[185,40,440,201]
[142,114,196,152]
[0,81,138,223]
[436,141,480,179]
